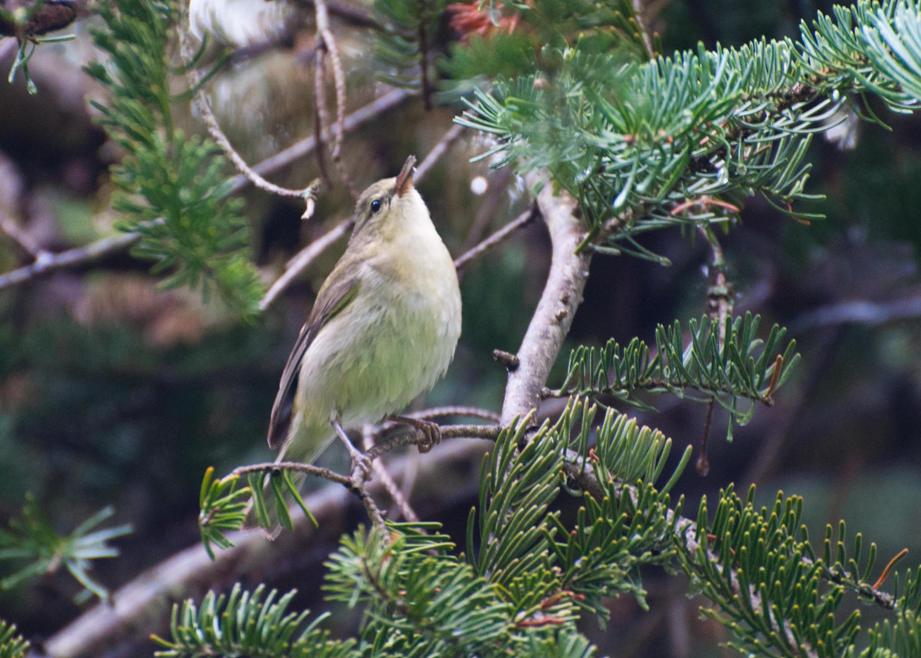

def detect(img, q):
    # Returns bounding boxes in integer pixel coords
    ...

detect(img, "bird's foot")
[388,416,443,453]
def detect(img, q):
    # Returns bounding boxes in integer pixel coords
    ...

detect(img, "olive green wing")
[266,274,360,450]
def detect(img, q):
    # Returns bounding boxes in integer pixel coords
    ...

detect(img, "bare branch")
[499,178,592,425]
[179,15,312,200]
[294,0,381,30]
[362,425,420,523]
[453,205,537,273]
[402,406,500,423]
[259,219,352,312]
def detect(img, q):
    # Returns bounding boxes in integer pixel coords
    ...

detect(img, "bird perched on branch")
[267,156,462,471]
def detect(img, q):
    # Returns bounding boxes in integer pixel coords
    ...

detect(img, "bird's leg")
[331,418,372,484]
[387,415,443,453]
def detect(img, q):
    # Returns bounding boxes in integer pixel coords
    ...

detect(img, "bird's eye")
[370,198,382,214]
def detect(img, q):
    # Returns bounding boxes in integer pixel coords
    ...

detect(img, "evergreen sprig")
[198,465,319,558]
[373,0,447,105]
[85,0,263,317]
[0,495,131,602]
[681,486,864,657]
[0,620,28,658]
[456,0,921,252]
[152,583,355,658]
[325,524,515,657]
[550,314,799,439]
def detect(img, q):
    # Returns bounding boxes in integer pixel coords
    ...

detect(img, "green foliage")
[0,620,28,658]
[553,313,799,439]
[439,0,649,98]
[457,0,921,254]
[0,495,131,602]
[198,465,318,558]
[326,524,514,657]
[373,0,447,99]
[85,0,263,317]
[858,570,921,657]
[152,583,355,658]
[680,486,870,657]
[553,409,691,620]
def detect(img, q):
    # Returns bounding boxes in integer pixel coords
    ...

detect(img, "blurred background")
[1,1,920,656]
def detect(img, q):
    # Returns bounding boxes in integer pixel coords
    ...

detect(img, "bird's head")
[351,156,429,238]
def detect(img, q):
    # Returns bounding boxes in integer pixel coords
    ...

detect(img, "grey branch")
[453,204,537,273]
[499,178,591,425]
[259,219,352,311]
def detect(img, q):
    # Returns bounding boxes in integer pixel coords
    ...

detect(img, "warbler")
[267,156,462,466]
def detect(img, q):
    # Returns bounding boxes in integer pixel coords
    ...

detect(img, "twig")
[491,349,520,372]
[790,295,921,332]
[296,0,382,30]
[417,4,433,110]
[454,205,537,273]
[313,0,357,197]
[0,90,412,293]
[414,124,465,183]
[0,231,141,291]
[259,219,352,311]
[401,406,501,423]
[631,0,656,60]
[232,461,351,488]
[698,225,733,475]
[363,425,420,523]
[365,424,500,461]
[499,176,591,426]
[179,4,312,200]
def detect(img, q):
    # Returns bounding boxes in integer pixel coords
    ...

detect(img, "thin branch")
[697,225,733,475]
[499,176,592,425]
[414,124,465,182]
[790,294,921,332]
[259,219,352,312]
[453,205,538,272]
[364,424,501,461]
[179,3,312,200]
[402,406,500,423]
[631,0,656,59]
[294,0,382,30]
[0,231,142,291]
[232,460,351,488]
[313,0,357,197]
[0,90,412,293]
[363,425,420,523]
[417,4,433,110]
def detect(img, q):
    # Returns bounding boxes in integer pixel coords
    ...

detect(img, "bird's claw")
[414,419,442,453]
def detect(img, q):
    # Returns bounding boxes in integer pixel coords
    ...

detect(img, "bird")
[267,155,462,473]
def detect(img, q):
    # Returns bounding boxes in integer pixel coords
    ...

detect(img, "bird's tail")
[251,429,335,540]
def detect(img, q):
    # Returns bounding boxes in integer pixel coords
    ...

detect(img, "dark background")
[1,1,920,656]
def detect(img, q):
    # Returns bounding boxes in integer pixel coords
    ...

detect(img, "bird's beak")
[394,155,417,197]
